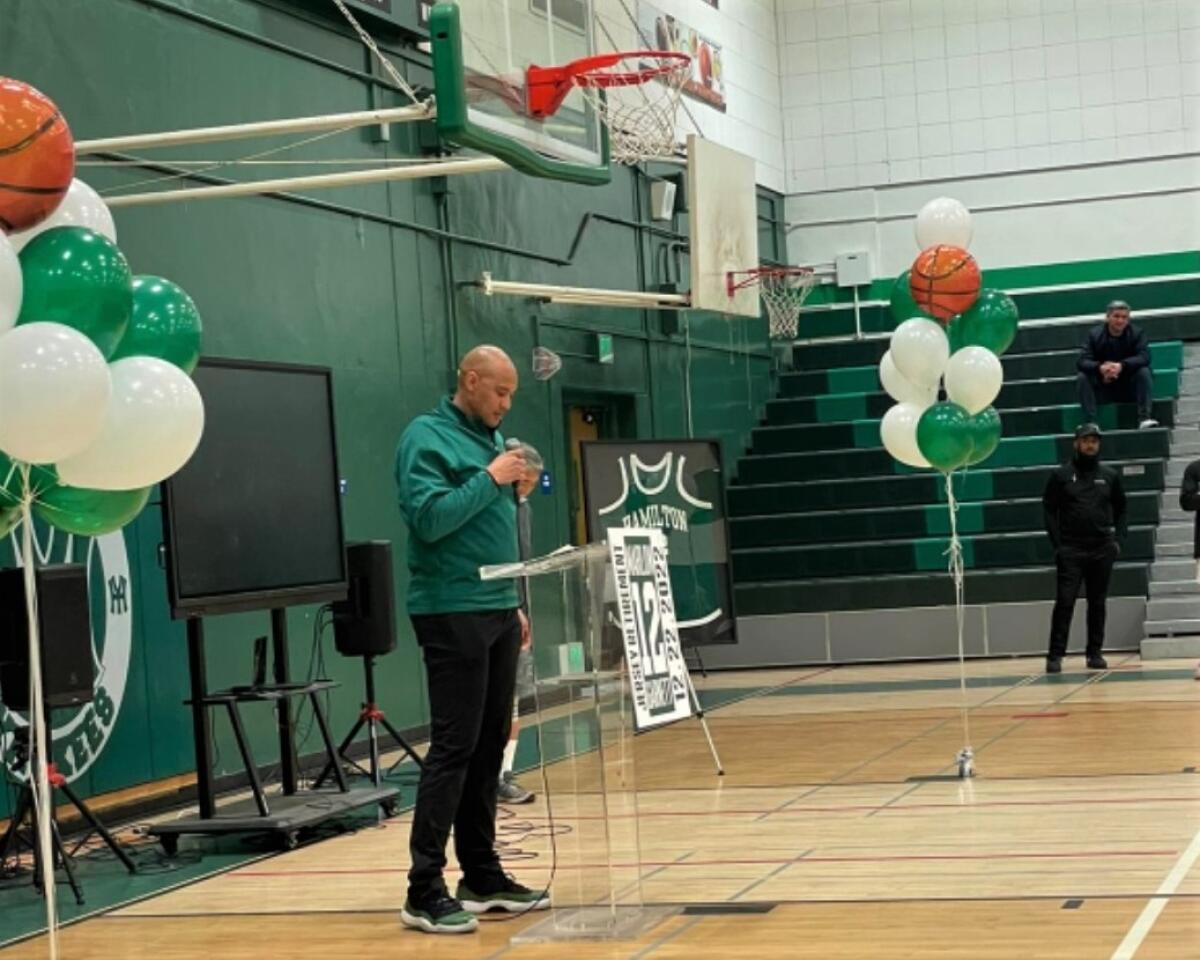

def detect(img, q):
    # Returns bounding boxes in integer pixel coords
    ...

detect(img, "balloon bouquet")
[877,197,1021,778]
[0,76,205,948]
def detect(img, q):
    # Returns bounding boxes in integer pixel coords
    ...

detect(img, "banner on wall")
[638,2,726,111]
[0,523,133,785]
[583,439,737,647]
[607,527,693,731]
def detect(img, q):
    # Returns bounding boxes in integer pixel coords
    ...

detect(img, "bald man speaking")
[395,345,549,934]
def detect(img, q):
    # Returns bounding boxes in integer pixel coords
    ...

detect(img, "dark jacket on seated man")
[1076,300,1156,427]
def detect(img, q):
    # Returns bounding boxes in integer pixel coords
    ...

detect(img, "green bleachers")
[725,459,1164,515]
[753,400,1174,455]
[736,428,1169,485]
[735,565,1151,617]
[731,491,1160,549]
[781,343,1183,398]
[727,309,1200,617]
[792,311,1200,369]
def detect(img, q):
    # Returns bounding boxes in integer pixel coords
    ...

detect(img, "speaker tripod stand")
[0,729,136,904]
[312,654,424,803]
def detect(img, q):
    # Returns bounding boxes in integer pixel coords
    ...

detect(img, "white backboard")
[687,135,760,318]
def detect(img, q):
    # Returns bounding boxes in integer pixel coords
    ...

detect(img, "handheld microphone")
[505,438,523,501]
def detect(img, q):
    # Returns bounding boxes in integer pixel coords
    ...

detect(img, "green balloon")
[0,504,21,539]
[889,270,934,326]
[31,468,151,537]
[948,288,1019,356]
[110,275,203,374]
[964,407,1002,466]
[0,455,54,509]
[0,455,148,537]
[17,226,133,357]
[917,402,973,473]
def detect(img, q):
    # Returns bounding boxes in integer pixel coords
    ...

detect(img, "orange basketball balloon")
[909,245,981,322]
[0,78,75,233]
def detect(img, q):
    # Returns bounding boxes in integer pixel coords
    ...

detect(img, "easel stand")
[312,653,423,794]
[0,729,136,905]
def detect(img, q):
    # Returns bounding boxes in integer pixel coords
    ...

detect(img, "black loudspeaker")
[0,565,94,711]
[332,541,397,657]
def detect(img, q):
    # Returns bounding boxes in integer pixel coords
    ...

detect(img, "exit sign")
[596,334,614,364]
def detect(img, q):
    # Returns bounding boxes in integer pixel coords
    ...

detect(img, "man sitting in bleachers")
[1076,301,1158,429]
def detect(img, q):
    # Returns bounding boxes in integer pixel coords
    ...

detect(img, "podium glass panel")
[480,544,672,941]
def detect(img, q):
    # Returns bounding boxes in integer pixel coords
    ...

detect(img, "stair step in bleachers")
[736,429,1169,485]
[753,402,1174,455]
[736,564,1150,617]
[792,310,1200,370]
[727,459,1164,515]
[1155,522,1194,546]
[734,526,1155,582]
[732,492,1159,549]
[780,342,1183,400]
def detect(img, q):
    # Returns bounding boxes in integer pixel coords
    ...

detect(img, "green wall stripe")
[805,250,1200,307]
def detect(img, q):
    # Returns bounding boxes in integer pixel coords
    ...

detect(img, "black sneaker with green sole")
[456,873,551,914]
[401,890,479,934]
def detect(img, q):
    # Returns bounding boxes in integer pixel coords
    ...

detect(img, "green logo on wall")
[0,527,133,783]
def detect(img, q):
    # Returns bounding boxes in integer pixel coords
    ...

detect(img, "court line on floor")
[761,665,1044,820]
[962,660,1129,771]
[728,848,812,902]
[629,915,703,960]
[99,889,1200,921]
[231,847,1179,878]
[1110,826,1200,960]
[571,792,1200,820]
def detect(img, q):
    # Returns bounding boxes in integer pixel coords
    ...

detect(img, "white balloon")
[880,402,930,469]
[0,323,112,464]
[0,232,20,334]
[915,196,973,250]
[8,179,118,254]
[58,357,205,490]
[945,345,1004,415]
[890,318,949,389]
[880,350,937,408]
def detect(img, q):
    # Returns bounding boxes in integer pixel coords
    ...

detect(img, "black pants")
[1076,367,1152,421]
[1047,541,1118,659]
[408,608,521,898]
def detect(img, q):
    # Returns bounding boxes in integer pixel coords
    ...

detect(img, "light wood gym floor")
[4,655,1199,958]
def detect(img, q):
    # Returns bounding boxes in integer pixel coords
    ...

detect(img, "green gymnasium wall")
[0,0,780,816]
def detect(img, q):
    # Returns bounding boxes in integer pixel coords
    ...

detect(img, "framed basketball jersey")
[582,439,736,647]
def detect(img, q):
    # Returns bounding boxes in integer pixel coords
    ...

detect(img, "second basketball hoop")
[726,267,817,341]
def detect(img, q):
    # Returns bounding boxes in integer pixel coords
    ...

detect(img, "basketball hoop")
[526,51,691,164]
[727,267,817,341]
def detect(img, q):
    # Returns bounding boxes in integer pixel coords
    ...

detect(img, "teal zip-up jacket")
[395,396,520,614]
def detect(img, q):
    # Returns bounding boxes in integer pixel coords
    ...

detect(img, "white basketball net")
[575,57,691,165]
[755,269,817,340]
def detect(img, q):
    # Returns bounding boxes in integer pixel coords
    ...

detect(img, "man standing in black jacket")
[1043,423,1127,673]
[1077,301,1158,429]
[1176,457,1200,681]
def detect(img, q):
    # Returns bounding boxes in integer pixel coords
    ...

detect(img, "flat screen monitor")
[162,358,347,618]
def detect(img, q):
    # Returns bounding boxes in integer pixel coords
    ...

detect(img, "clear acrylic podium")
[480,544,671,942]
